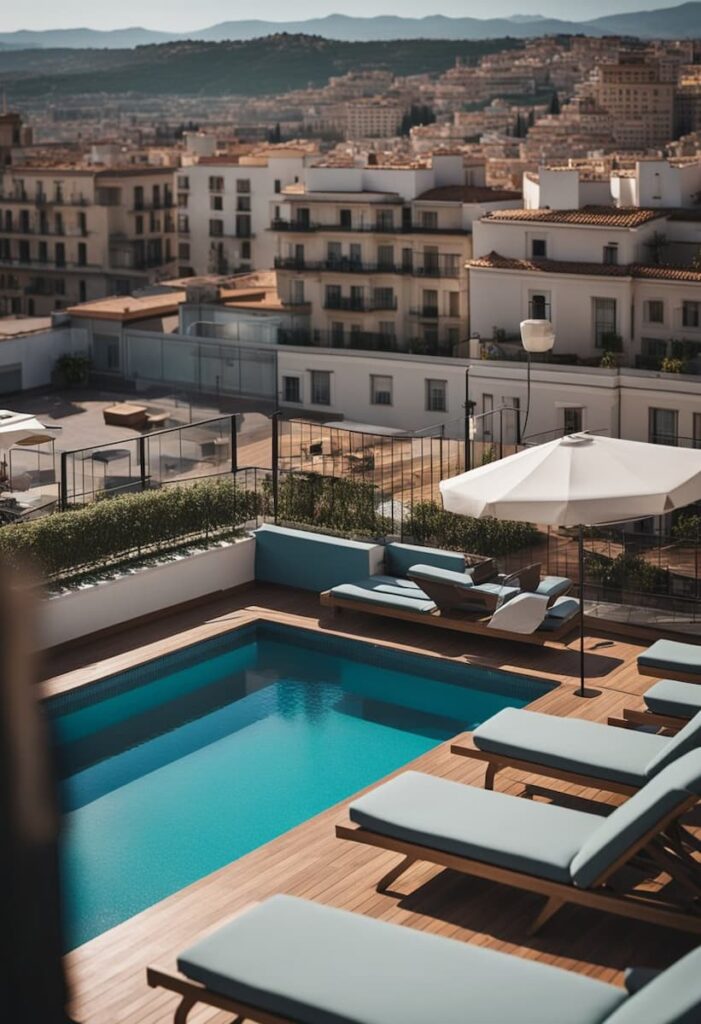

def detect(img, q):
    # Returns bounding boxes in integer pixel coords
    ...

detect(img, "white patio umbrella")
[440,433,701,696]
[0,410,51,448]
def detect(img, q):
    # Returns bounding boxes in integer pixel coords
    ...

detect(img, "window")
[603,244,619,265]
[422,288,438,317]
[593,297,617,347]
[133,186,144,210]
[339,208,351,229]
[208,176,224,192]
[649,407,678,446]
[325,284,342,308]
[349,243,361,267]
[448,291,460,318]
[377,244,394,270]
[209,219,223,237]
[377,209,395,231]
[426,378,447,412]
[210,195,223,211]
[241,241,251,260]
[310,370,331,406]
[92,333,120,372]
[563,407,583,434]
[371,375,393,406]
[178,242,190,260]
[531,238,547,259]
[283,376,301,403]
[373,287,395,310]
[38,241,48,263]
[420,210,438,230]
[291,279,305,304]
[235,214,251,237]
[327,241,342,265]
[645,300,664,324]
[482,393,494,439]
[236,179,250,194]
[682,301,701,328]
[529,292,550,320]
[77,242,87,267]
[177,175,189,190]
[135,215,144,235]
[237,196,251,212]
[274,179,281,194]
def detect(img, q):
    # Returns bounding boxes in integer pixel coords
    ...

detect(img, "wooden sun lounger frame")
[320,590,577,646]
[638,662,701,685]
[450,735,640,797]
[615,708,687,734]
[336,793,701,936]
[146,965,295,1024]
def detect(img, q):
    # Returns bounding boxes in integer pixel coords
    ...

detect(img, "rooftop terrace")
[49,583,698,1024]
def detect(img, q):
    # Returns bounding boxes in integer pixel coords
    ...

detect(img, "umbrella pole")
[577,524,599,699]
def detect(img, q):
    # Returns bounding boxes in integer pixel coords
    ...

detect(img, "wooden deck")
[49,584,698,1024]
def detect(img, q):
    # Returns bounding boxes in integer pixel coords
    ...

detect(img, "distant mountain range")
[3,5,701,49]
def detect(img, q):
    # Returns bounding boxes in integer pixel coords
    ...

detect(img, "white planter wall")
[39,536,255,650]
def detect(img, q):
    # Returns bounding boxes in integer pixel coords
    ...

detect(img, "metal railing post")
[230,414,238,475]
[271,410,280,522]
[138,435,147,491]
[59,451,68,510]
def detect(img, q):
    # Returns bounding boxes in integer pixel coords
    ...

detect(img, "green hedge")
[263,474,387,535]
[406,501,540,556]
[0,479,260,580]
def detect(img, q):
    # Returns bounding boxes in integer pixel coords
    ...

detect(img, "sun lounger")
[146,895,701,1024]
[487,592,552,634]
[638,639,701,684]
[617,679,701,733]
[337,750,701,935]
[406,563,520,613]
[451,706,701,795]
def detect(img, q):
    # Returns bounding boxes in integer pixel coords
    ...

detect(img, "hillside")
[2,5,701,49]
[0,35,525,98]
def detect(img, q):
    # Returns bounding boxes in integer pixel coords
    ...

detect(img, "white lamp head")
[520,319,555,354]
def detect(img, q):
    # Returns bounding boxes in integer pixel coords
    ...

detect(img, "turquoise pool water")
[47,623,552,949]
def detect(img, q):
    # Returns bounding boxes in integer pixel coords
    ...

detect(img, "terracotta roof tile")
[415,185,522,203]
[468,251,701,282]
[482,206,667,228]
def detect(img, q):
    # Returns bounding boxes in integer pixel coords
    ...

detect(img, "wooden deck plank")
[50,583,696,1024]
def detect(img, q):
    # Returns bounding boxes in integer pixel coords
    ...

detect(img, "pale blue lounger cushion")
[385,542,465,577]
[349,770,599,884]
[540,596,580,631]
[638,639,701,677]
[644,679,701,720]
[570,749,701,889]
[407,564,477,589]
[344,577,430,601]
[473,708,666,788]
[331,583,437,614]
[178,894,626,1024]
[536,576,572,601]
[605,946,701,1024]
[407,565,520,607]
[644,710,701,776]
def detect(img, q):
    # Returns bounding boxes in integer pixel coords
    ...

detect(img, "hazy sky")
[0,1,686,33]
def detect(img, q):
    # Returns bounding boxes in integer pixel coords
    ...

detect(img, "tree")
[268,122,282,144]
[399,104,436,136]
[549,90,561,115]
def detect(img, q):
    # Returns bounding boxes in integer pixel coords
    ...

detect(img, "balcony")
[0,255,101,272]
[131,199,175,213]
[409,306,440,319]
[274,256,460,278]
[323,295,397,312]
[270,218,467,237]
[278,328,400,352]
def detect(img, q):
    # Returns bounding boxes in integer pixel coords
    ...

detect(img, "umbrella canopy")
[440,433,701,528]
[0,411,51,449]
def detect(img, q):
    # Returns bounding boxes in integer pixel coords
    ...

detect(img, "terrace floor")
[45,583,698,1024]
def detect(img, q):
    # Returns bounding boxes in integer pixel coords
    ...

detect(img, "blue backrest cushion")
[385,542,465,577]
[645,710,701,777]
[254,524,379,592]
[570,750,701,890]
[605,946,701,1024]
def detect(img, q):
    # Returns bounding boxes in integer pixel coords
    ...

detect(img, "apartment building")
[0,164,176,316]
[586,56,675,150]
[469,160,701,369]
[340,102,404,140]
[272,155,521,358]
[177,148,313,277]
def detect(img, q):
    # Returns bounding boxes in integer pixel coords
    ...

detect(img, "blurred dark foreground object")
[0,566,74,1022]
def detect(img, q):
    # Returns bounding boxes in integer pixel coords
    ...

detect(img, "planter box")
[39,536,255,650]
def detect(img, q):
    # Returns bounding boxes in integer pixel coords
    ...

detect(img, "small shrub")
[405,501,540,556]
[586,551,668,594]
[0,479,260,581]
[661,356,685,374]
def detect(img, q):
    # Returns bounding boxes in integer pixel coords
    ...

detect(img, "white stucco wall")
[0,325,88,392]
[39,536,256,649]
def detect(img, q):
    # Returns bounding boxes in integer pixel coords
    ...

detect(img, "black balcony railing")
[277,328,458,357]
[274,256,460,278]
[409,306,440,319]
[270,218,467,237]
[323,295,398,312]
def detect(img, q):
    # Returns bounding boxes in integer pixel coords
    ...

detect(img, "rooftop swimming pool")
[47,622,553,949]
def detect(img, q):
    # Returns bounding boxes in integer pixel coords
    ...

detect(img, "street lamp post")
[519,318,555,441]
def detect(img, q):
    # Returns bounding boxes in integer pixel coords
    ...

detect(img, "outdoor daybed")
[638,639,701,684]
[336,749,701,935]
[147,896,701,1024]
